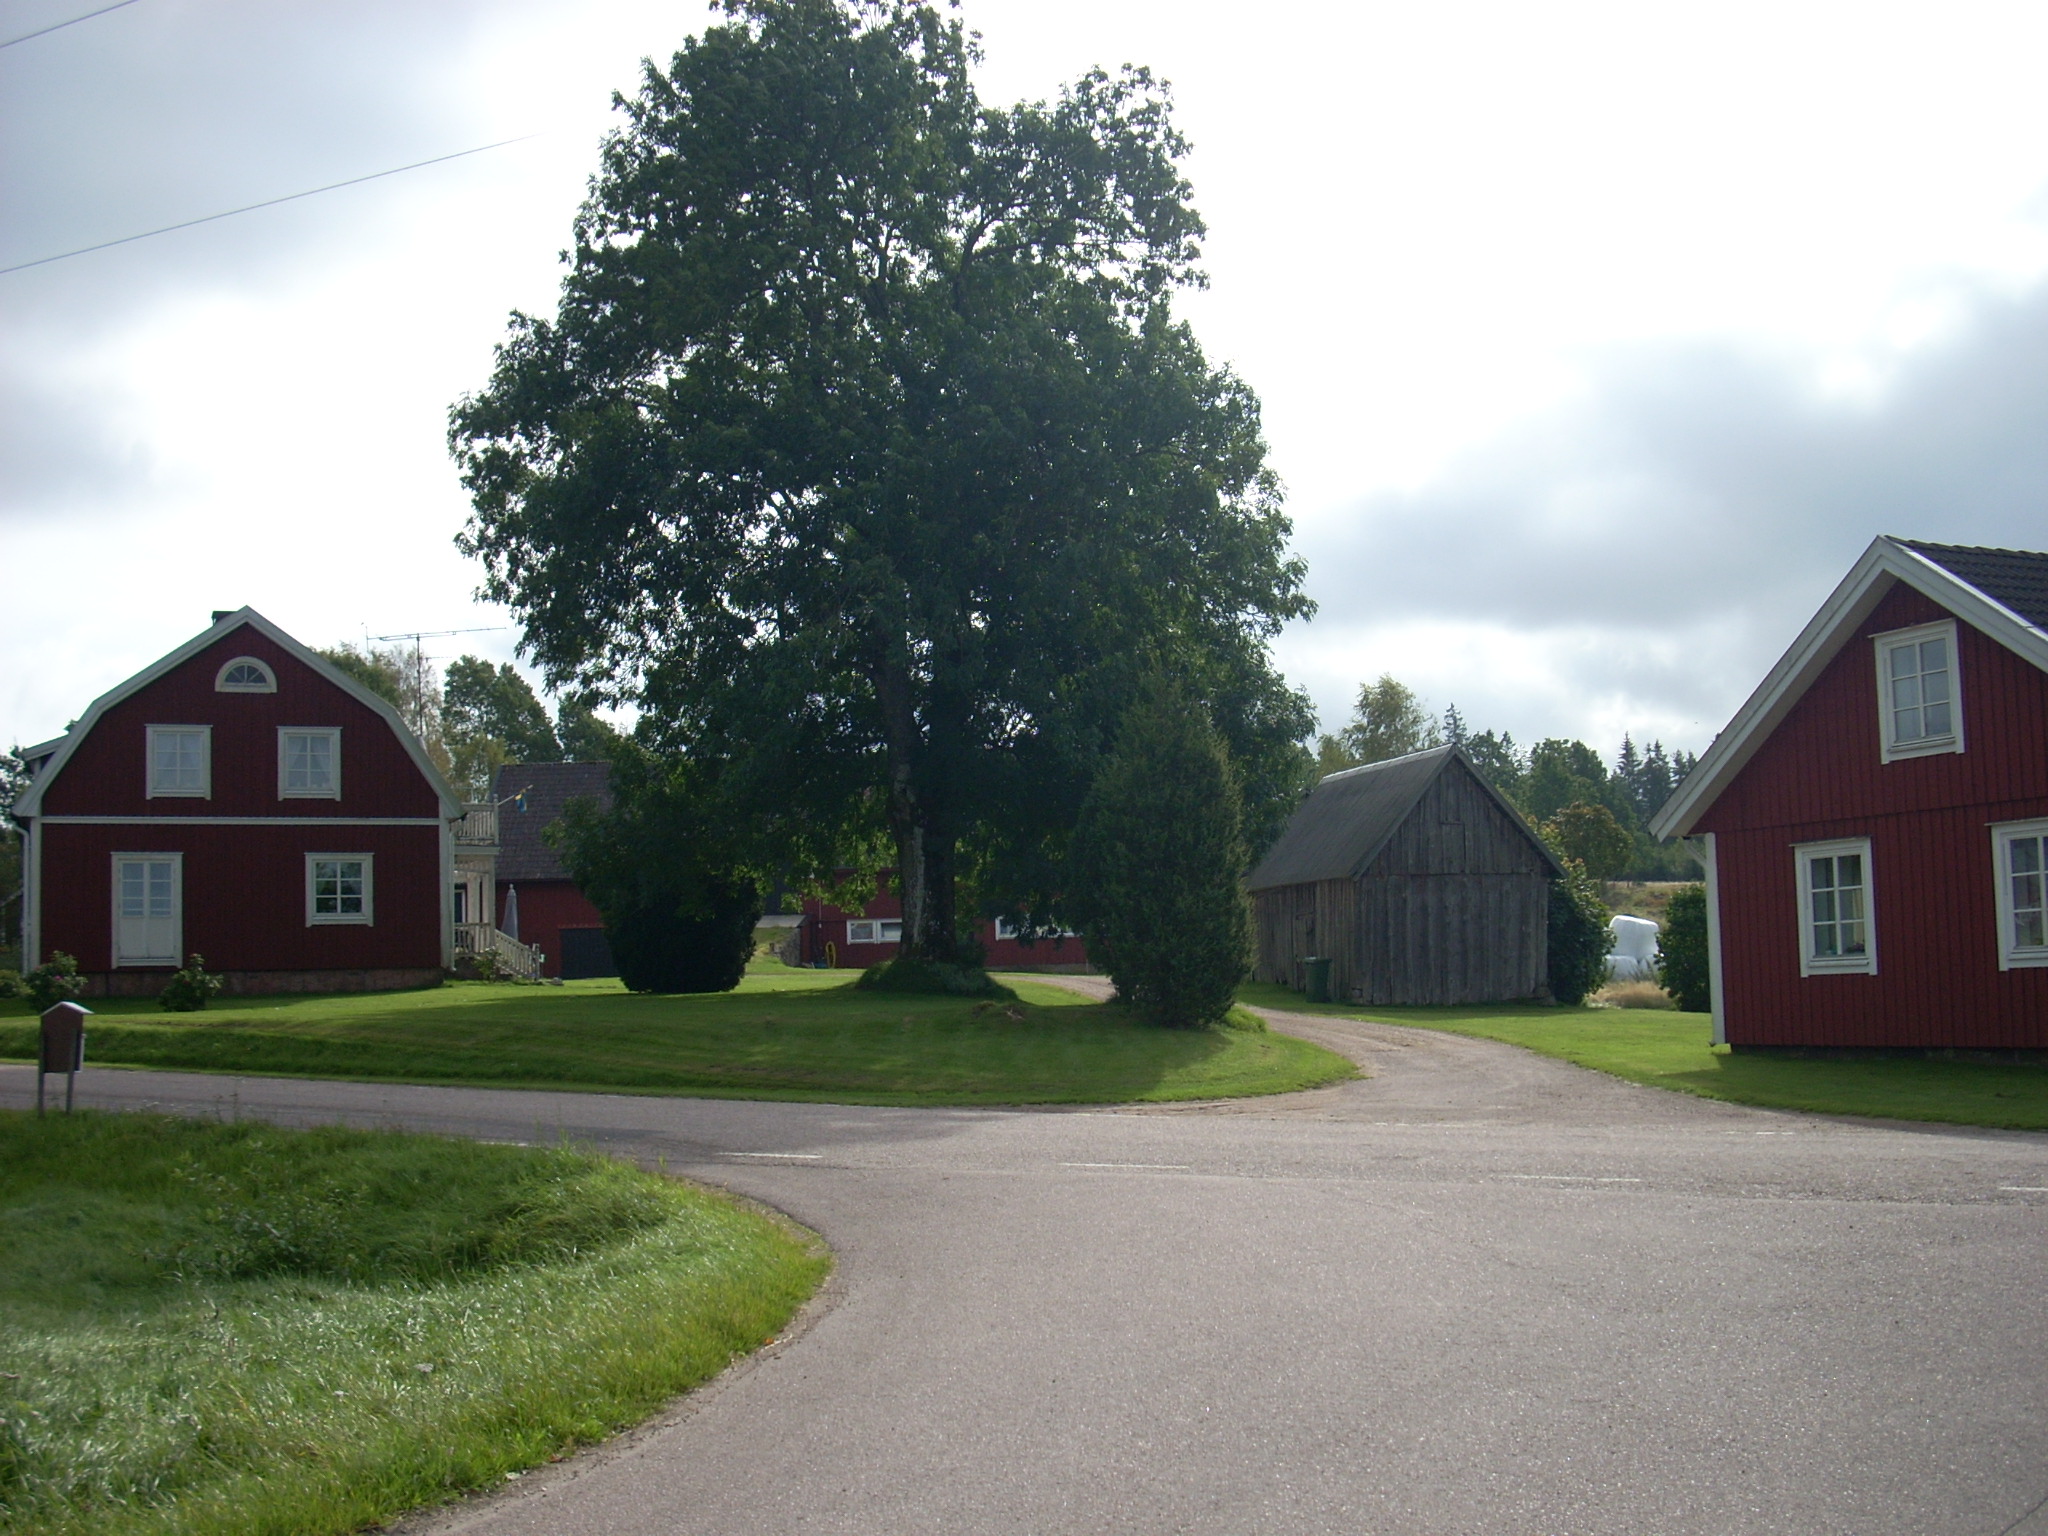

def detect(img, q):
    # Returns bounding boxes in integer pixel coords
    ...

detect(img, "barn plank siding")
[1251,752,1554,1006]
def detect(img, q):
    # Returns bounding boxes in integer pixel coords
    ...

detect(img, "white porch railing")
[454,922,544,979]
[453,804,499,848]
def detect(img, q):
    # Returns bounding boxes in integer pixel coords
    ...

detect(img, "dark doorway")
[559,927,617,980]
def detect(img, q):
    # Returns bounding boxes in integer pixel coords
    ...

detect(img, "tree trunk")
[877,652,964,966]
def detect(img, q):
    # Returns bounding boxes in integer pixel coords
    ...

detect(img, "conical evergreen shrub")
[1072,685,1252,1026]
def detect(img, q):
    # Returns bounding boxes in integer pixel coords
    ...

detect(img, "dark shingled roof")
[1898,539,2048,629]
[490,761,612,882]
[1249,747,1492,890]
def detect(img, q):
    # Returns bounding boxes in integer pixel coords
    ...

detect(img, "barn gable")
[1250,748,1559,1005]
[1652,537,2048,841]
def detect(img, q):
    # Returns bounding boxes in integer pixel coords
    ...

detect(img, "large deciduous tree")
[451,0,1312,967]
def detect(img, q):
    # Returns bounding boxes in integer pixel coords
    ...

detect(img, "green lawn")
[0,968,1354,1107]
[0,1110,827,1536]
[1239,982,2048,1130]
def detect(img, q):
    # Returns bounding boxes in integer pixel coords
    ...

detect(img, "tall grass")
[0,1112,828,1536]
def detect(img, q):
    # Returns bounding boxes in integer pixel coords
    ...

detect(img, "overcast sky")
[6,0,2047,762]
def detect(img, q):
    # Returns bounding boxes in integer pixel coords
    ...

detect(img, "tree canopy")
[451,0,1313,965]
[1316,674,1438,775]
[443,656,561,795]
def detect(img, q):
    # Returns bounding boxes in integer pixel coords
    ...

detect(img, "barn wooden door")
[113,854,181,966]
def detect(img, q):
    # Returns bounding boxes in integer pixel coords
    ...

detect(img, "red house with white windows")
[15,609,469,995]
[791,874,1094,971]
[1651,537,2048,1052]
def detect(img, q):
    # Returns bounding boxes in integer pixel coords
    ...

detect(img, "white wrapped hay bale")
[1606,914,1661,980]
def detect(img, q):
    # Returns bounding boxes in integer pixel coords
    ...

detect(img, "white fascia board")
[14,608,467,822]
[1651,537,2048,841]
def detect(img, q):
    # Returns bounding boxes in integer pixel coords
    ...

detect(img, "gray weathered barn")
[1247,746,1560,1005]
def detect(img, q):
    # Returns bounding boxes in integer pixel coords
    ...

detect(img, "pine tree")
[1072,685,1252,1027]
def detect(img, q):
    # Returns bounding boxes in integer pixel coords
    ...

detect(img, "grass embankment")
[0,1110,827,1536]
[1240,982,2048,1130]
[0,969,1354,1106]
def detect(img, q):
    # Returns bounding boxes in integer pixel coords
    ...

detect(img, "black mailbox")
[38,1000,90,1114]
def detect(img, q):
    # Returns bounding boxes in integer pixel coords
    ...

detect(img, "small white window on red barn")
[278,728,342,799]
[1991,820,2048,971]
[215,657,276,692]
[307,854,373,924]
[1794,838,1876,976]
[146,725,211,798]
[1873,620,1964,763]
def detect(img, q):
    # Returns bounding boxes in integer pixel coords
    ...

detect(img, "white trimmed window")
[1991,820,2048,970]
[994,916,1078,940]
[112,853,182,966]
[147,726,210,798]
[307,855,373,924]
[215,657,276,692]
[846,919,902,944]
[279,728,342,798]
[1874,620,1963,762]
[1795,838,1876,975]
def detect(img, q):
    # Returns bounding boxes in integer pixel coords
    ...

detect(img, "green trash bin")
[1304,955,1332,1004]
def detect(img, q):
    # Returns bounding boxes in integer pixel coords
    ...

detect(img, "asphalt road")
[5,1004,2046,1536]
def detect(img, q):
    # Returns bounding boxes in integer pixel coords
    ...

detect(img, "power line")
[0,134,537,276]
[0,0,141,50]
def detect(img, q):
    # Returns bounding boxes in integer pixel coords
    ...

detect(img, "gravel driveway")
[5,1002,2044,1536]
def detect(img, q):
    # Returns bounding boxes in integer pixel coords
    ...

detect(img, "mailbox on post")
[38,1001,90,1116]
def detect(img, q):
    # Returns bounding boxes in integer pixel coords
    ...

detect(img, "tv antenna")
[367,626,509,735]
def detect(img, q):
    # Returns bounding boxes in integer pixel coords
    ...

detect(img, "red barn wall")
[1697,581,2048,1048]
[43,630,439,819]
[496,881,606,978]
[39,822,442,977]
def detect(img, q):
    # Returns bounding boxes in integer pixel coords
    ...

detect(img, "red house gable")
[1653,538,2048,1051]
[17,609,463,994]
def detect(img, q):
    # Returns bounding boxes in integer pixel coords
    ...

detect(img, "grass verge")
[0,969,1353,1107]
[0,1109,827,1536]
[1239,982,2048,1130]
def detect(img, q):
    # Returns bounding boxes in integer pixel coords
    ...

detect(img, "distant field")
[0,969,1354,1107]
[1239,982,2048,1130]
[0,1110,826,1536]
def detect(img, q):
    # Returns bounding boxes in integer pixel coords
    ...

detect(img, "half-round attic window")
[216,657,276,693]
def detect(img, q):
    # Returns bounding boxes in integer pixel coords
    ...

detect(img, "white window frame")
[306,853,374,925]
[1873,620,1964,763]
[846,918,903,944]
[994,916,1078,941]
[1794,837,1877,976]
[1990,818,2048,971]
[215,656,276,693]
[278,727,343,800]
[110,851,183,967]
[146,725,212,799]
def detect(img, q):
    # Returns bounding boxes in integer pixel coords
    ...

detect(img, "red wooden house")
[488,761,617,980]
[15,609,472,995]
[1650,537,2048,1052]
[792,875,1094,972]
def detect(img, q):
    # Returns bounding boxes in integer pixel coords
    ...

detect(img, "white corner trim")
[1651,537,2048,840]
[1872,619,1965,764]
[1683,833,1726,1046]
[1990,817,2048,971]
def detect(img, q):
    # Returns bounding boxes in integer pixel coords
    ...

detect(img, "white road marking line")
[726,1152,822,1159]
[1061,1162,1192,1171]
[1999,1185,2048,1192]
[1502,1174,1643,1183]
